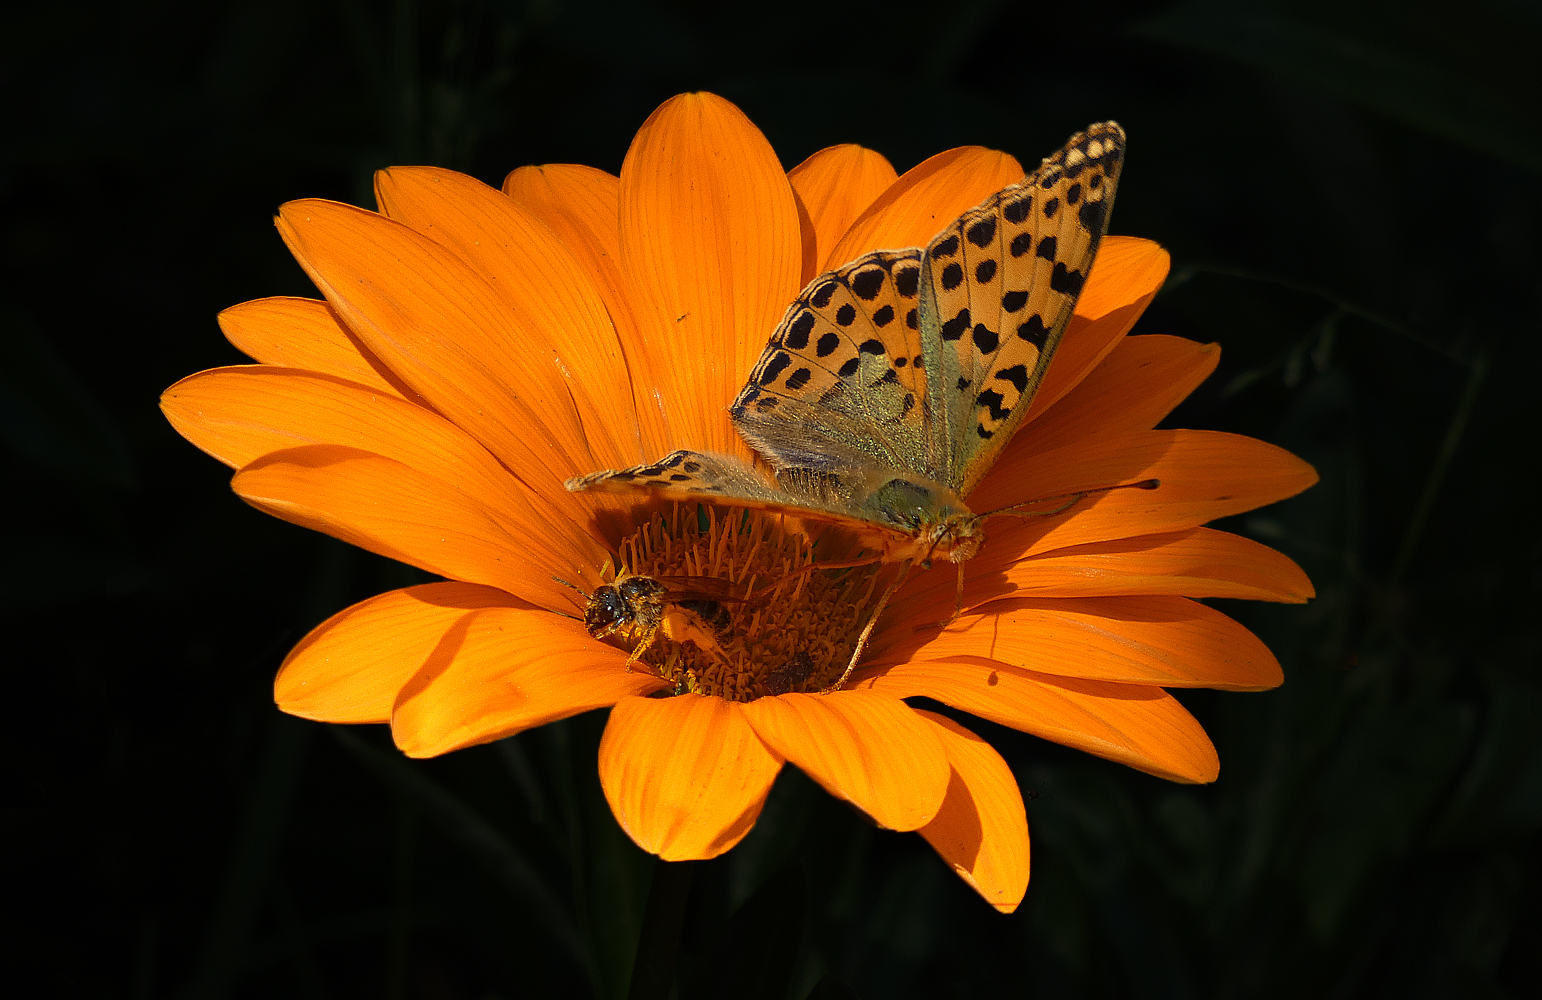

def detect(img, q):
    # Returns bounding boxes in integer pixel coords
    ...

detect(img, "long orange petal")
[599,695,783,860]
[825,146,1024,264]
[1019,237,1172,426]
[390,608,664,757]
[618,92,803,457]
[888,526,1313,621]
[853,661,1219,783]
[275,199,593,515]
[787,144,899,274]
[737,692,949,832]
[502,164,672,458]
[914,711,1029,913]
[232,445,575,611]
[868,595,1282,691]
[275,582,524,723]
[1023,334,1219,450]
[374,167,644,469]
[970,429,1320,550]
[161,366,606,572]
[218,296,421,401]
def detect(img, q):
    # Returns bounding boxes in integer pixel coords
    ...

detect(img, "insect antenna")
[981,478,1159,521]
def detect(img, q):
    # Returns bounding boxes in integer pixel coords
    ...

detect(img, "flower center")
[596,506,882,701]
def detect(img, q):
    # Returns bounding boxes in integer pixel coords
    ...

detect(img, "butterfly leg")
[748,553,884,601]
[823,559,913,693]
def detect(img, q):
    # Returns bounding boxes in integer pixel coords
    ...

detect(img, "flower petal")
[599,695,784,860]
[913,710,1029,913]
[738,691,949,832]
[888,526,1313,621]
[854,661,1219,783]
[275,199,593,513]
[391,608,664,758]
[787,144,899,274]
[161,366,606,570]
[232,445,576,610]
[1023,334,1219,449]
[218,296,421,400]
[1021,237,1172,424]
[825,146,1024,265]
[374,167,644,468]
[500,164,678,457]
[869,595,1283,691]
[275,582,523,723]
[970,429,1320,550]
[618,92,803,457]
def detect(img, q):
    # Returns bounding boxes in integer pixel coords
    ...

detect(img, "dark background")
[4,1,1539,997]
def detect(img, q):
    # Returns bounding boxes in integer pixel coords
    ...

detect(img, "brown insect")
[563,573,750,669]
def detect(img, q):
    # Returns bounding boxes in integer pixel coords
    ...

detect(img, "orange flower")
[161,93,1315,913]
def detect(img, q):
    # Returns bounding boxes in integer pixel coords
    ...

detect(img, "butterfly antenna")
[823,559,913,693]
[983,478,1160,520]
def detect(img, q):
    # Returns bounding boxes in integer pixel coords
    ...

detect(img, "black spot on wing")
[859,339,885,355]
[940,309,971,340]
[835,303,856,326]
[976,389,1009,421]
[872,304,894,327]
[932,236,960,258]
[1049,263,1085,295]
[972,323,998,354]
[1078,198,1107,233]
[761,351,791,384]
[837,357,860,378]
[966,217,997,247]
[1036,235,1057,262]
[851,268,885,300]
[1043,197,1059,219]
[895,266,920,297]
[995,364,1028,392]
[786,311,815,349]
[1003,196,1032,224]
[905,308,918,330]
[1010,232,1032,258]
[811,281,839,308]
[1066,182,1082,205]
[1017,315,1049,347]
[975,259,997,283]
[941,262,963,291]
[816,332,839,357]
[785,368,812,391]
[1002,290,1027,312]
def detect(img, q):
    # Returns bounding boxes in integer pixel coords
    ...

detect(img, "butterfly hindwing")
[920,121,1125,494]
[730,250,935,480]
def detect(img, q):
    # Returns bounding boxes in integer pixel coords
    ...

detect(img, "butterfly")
[568,123,1130,683]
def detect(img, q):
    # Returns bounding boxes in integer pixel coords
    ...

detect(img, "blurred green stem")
[627,858,695,1000]
[1390,352,1489,583]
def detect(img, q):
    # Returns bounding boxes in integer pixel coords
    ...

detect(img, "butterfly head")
[919,512,986,568]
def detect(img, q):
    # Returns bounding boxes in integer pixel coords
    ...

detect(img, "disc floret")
[597,507,882,700]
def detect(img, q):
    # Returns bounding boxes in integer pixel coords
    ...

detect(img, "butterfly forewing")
[920,121,1125,494]
[731,250,934,478]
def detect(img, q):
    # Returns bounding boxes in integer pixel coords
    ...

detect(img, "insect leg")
[823,559,913,693]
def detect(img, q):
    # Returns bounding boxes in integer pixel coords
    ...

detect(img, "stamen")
[591,506,883,701]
